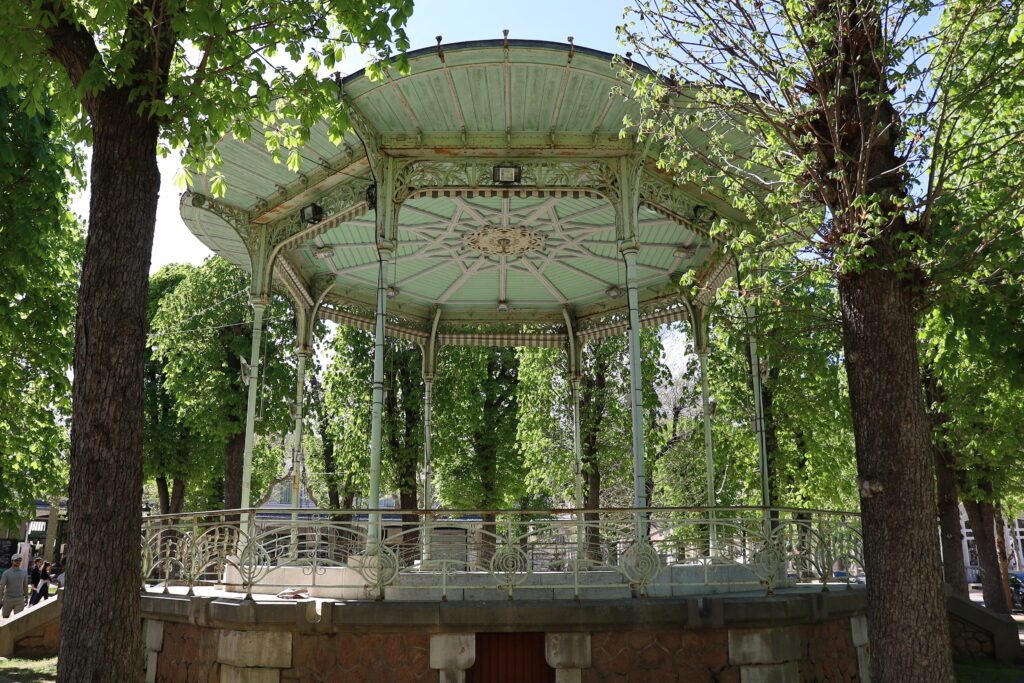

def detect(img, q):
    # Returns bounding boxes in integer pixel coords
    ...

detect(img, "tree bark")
[934,445,968,598]
[60,101,160,683]
[170,478,186,515]
[223,430,245,510]
[995,504,1014,610]
[923,368,968,597]
[308,373,341,509]
[44,499,60,563]
[580,352,608,562]
[156,476,170,516]
[838,266,954,680]
[963,498,1009,614]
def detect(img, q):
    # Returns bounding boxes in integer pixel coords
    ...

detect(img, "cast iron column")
[240,298,267,510]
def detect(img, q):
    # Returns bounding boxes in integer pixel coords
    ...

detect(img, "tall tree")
[433,347,525,510]
[151,257,294,510]
[321,327,423,507]
[0,3,410,677]
[622,2,1024,677]
[144,265,206,515]
[0,86,81,529]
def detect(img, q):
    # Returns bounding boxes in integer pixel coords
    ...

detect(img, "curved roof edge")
[340,37,657,85]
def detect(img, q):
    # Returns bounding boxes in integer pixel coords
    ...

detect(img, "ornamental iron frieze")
[392,160,621,204]
[638,172,701,229]
[266,176,374,249]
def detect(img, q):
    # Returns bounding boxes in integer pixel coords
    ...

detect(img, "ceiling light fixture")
[300,202,324,225]
[496,300,510,312]
[492,164,521,184]
[605,286,622,298]
[313,246,334,260]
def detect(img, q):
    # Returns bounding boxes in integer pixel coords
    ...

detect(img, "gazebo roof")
[181,39,738,346]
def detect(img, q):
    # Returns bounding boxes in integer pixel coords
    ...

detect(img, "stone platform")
[141,586,871,682]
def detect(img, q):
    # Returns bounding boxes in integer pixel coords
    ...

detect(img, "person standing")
[29,559,51,605]
[0,554,29,619]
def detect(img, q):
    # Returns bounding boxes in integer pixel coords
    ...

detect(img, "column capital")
[295,345,312,358]
[248,295,270,309]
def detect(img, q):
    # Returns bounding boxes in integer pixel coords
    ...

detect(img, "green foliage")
[320,327,422,506]
[0,0,412,170]
[144,265,214,500]
[149,257,295,507]
[516,330,670,508]
[321,327,374,504]
[432,347,525,510]
[679,283,858,511]
[0,86,82,527]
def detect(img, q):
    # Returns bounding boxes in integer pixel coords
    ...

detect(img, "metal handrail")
[141,506,864,601]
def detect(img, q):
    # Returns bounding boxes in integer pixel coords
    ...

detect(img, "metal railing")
[141,506,863,600]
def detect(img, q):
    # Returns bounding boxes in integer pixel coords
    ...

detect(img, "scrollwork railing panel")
[141,507,862,599]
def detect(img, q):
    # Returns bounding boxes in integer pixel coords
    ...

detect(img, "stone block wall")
[283,633,432,682]
[949,614,995,659]
[154,622,219,683]
[13,620,60,656]
[798,619,860,682]
[138,592,873,682]
[585,630,735,682]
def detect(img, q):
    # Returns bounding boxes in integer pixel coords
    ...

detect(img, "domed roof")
[181,40,738,345]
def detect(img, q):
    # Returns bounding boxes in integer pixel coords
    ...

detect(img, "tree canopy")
[0,86,82,528]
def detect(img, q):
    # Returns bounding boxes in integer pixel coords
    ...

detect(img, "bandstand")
[142,39,869,683]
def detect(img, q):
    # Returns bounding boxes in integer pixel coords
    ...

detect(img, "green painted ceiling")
[298,195,706,312]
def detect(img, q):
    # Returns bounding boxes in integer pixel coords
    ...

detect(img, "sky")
[70,0,634,274]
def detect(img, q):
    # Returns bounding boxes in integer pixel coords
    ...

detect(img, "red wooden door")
[466,632,555,683]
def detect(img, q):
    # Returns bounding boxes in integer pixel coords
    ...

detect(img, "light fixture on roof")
[387,286,400,298]
[605,286,622,298]
[692,204,715,225]
[313,246,334,260]
[496,300,510,313]
[300,202,324,225]
[492,164,522,184]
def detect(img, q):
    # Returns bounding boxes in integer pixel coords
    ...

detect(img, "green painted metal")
[179,41,741,335]
[240,299,266,510]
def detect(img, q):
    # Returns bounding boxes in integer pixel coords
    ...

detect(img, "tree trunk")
[60,104,160,683]
[995,504,1013,611]
[480,512,496,567]
[580,350,608,562]
[156,476,170,516]
[44,498,60,563]
[223,430,245,510]
[308,373,341,509]
[934,445,968,598]
[963,499,1009,614]
[837,266,954,680]
[923,368,968,598]
[170,478,186,515]
[584,459,602,563]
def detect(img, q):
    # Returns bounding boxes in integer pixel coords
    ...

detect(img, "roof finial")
[435,35,445,63]
[567,36,575,64]
[503,29,510,53]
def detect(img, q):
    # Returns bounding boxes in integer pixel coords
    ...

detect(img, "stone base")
[141,590,870,682]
